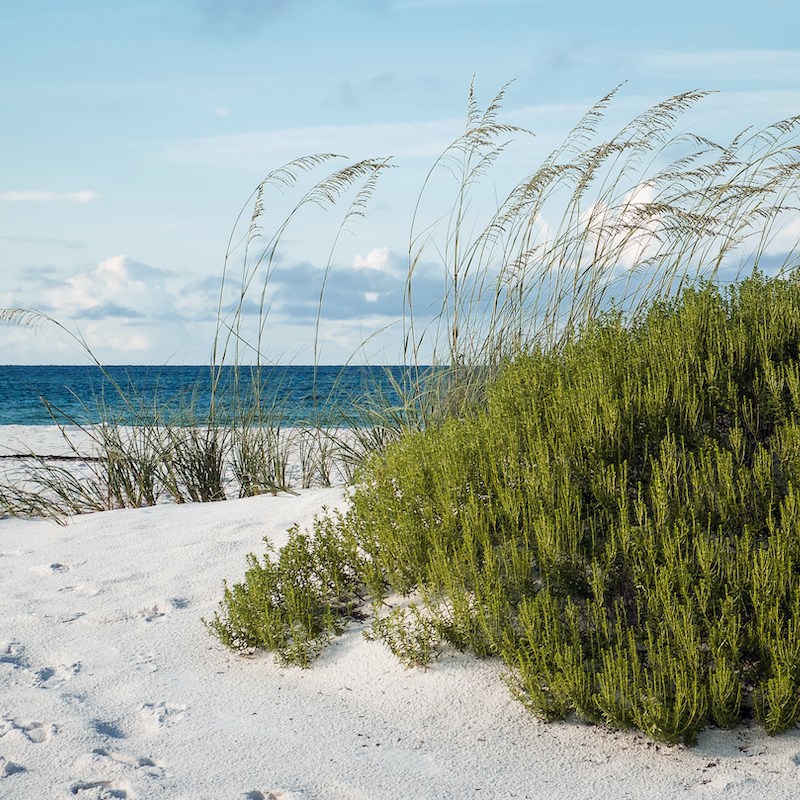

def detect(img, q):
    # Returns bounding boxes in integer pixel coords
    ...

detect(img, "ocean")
[0,365,417,426]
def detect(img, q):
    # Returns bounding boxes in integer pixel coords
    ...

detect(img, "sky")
[1,0,799,365]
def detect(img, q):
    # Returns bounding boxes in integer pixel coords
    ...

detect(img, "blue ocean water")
[0,365,418,426]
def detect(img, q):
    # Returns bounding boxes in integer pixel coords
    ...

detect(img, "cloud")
[338,73,396,107]
[353,246,394,274]
[78,302,146,320]
[207,90,231,118]
[0,190,100,204]
[155,118,461,168]
[641,50,800,84]
[337,72,443,109]
[2,255,214,363]
[261,248,446,323]
[393,0,520,7]
[39,255,177,323]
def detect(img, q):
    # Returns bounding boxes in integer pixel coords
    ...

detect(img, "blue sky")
[2,0,799,364]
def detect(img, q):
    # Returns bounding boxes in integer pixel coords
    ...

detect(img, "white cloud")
[0,190,100,203]
[1,255,222,363]
[353,246,392,273]
[41,255,175,323]
[211,106,231,117]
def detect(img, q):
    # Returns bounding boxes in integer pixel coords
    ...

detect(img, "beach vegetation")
[214,273,800,743]
[207,510,365,666]
[209,83,800,745]
[5,80,800,746]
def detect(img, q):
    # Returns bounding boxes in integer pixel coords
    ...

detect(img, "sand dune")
[2,426,800,799]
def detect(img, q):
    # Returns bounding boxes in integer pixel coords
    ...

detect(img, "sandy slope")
[2,428,800,798]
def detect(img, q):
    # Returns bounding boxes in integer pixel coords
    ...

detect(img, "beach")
[2,426,800,799]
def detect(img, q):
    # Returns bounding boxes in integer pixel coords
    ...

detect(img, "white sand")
[2,426,800,799]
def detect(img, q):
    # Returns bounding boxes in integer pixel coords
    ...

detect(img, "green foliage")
[6,82,800,747]
[208,511,364,667]
[367,604,443,668]
[343,273,800,744]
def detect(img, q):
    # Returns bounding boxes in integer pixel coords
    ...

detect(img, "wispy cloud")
[191,0,290,38]
[207,90,231,118]
[0,190,100,204]
[393,0,521,8]
[78,301,147,320]
[337,72,442,108]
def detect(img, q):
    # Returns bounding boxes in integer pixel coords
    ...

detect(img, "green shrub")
[212,274,800,743]
[208,510,364,667]
[338,273,800,744]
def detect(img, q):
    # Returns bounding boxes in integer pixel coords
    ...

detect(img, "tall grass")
[2,81,799,489]
[3,81,800,498]
[397,83,800,418]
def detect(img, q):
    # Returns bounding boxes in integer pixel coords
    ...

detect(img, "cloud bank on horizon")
[1,0,799,364]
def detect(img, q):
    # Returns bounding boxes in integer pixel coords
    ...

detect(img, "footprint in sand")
[49,611,87,624]
[32,561,73,576]
[34,661,82,688]
[90,719,127,740]
[243,791,308,800]
[137,597,190,623]
[138,605,165,623]
[0,640,29,671]
[70,749,164,799]
[0,718,58,744]
[0,756,27,777]
[132,653,158,674]
[90,748,165,779]
[70,779,131,799]
[138,702,187,732]
[60,583,99,597]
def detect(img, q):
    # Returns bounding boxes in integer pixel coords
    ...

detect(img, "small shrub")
[367,604,443,668]
[208,511,364,667]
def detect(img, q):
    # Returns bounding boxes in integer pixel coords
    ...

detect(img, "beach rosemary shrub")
[212,273,800,743]
[203,83,800,745]
[208,510,364,666]
[344,272,800,744]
